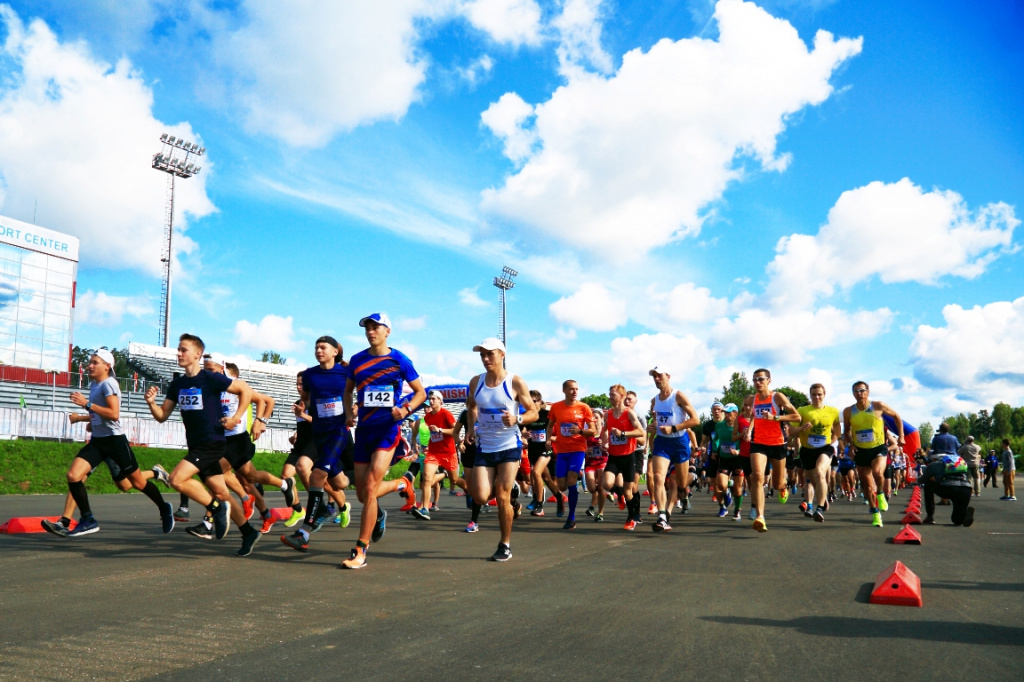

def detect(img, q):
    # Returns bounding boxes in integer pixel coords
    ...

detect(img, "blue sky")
[0,0,1021,425]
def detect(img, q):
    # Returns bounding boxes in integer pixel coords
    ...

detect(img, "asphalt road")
[1,485,1021,681]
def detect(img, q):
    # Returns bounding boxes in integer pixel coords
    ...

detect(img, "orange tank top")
[606,409,636,456]
[752,392,784,446]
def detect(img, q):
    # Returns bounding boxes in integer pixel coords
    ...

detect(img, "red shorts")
[584,456,608,473]
[425,450,458,474]
[519,450,532,476]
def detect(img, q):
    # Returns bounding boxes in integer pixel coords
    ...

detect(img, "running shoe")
[151,464,170,485]
[284,507,304,527]
[624,519,637,531]
[338,502,351,528]
[411,506,431,520]
[724,492,733,508]
[922,516,935,524]
[464,521,479,533]
[526,499,537,511]
[41,519,69,537]
[648,503,658,515]
[752,517,767,533]
[804,508,814,518]
[594,513,604,522]
[962,507,975,527]
[557,495,566,517]
[749,507,758,521]
[260,516,275,534]
[778,489,789,504]
[310,507,330,533]
[211,500,230,540]
[799,501,809,513]
[660,519,672,532]
[173,506,190,523]
[237,527,261,557]
[489,543,512,562]
[563,519,576,531]
[1010,496,1017,501]
[586,505,595,517]
[160,502,175,534]
[399,472,415,503]
[513,501,523,519]
[617,495,626,511]
[682,498,691,514]
[186,523,213,540]
[718,506,728,518]
[652,517,665,533]
[340,546,367,569]
[871,512,883,527]
[511,481,520,502]
[530,506,545,517]
[429,504,440,513]
[733,510,742,521]
[371,508,388,542]
[877,494,889,512]
[281,530,309,552]
[242,496,255,521]
[813,507,825,523]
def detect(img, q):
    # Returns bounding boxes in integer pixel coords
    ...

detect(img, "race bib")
[610,433,627,446]
[720,443,736,456]
[656,412,671,425]
[855,429,875,444]
[586,446,604,460]
[808,434,827,448]
[363,385,394,408]
[179,388,203,411]
[754,404,773,419]
[478,408,505,430]
[528,430,547,443]
[429,431,444,443]
[316,397,344,418]
[560,422,576,437]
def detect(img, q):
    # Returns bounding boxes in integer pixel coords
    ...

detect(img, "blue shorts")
[652,437,690,465]
[313,429,352,475]
[555,451,585,478]
[477,447,522,468]
[353,421,401,464]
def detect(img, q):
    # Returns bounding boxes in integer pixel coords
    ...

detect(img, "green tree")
[946,414,970,443]
[777,386,809,408]
[71,345,129,378]
[260,350,286,365]
[581,394,611,410]
[1010,406,1024,437]
[972,409,992,439]
[919,421,934,447]
[992,403,1012,438]
[718,372,753,407]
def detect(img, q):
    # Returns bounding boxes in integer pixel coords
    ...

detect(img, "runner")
[452,407,484,532]
[584,408,607,520]
[602,384,646,529]
[714,403,743,519]
[624,391,647,519]
[43,349,174,538]
[546,379,596,530]
[794,383,841,523]
[411,390,468,520]
[842,381,904,528]
[647,366,699,532]
[523,391,559,517]
[340,313,422,569]
[281,336,355,552]
[144,334,260,556]
[740,368,801,533]
[464,337,538,561]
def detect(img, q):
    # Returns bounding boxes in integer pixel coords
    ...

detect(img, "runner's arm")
[513,375,539,425]
[144,385,176,423]
[874,401,905,445]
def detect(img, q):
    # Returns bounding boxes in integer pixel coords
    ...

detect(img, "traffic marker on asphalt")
[0,517,77,534]
[869,560,923,606]
[892,525,923,544]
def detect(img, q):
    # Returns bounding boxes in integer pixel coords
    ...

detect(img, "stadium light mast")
[492,265,517,350]
[151,133,204,347]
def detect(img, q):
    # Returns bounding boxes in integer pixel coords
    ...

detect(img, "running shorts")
[555,451,585,478]
[312,429,353,476]
[353,421,401,464]
[224,433,256,470]
[749,442,787,460]
[78,435,138,483]
[799,445,834,470]
[853,444,888,468]
[184,442,227,479]
[477,447,522,468]
[651,437,690,464]
[604,454,635,480]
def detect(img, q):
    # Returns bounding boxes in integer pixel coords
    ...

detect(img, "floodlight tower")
[151,134,204,347]
[492,265,517,350]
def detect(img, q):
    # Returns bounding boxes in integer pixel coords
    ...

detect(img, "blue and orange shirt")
[349,348,419,427]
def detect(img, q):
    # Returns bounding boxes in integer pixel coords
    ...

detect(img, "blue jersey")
[301,363,350,433]
[349,347,419,427]
[166,370,233,448]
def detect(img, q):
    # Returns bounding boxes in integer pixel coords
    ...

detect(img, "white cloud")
[211,1,440,147]
[648,282,729,324]
[75,290,153,328]
[459,286,491,307]
[456,54,494,86]
[910,296,1024,406]
[529,327,577,351]
[234,314,302,352]
[766,178,1019,308]
[396,315,428,331]
[481,92,537,163]
[551,0,613,76]
[549,282,627,332]
[710,306,893,364]
[0,7,215,276]
[608,332,714,387]
[481,0,862,261]
[460,0,542,47]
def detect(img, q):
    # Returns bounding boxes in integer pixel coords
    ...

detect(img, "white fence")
[0,407,294,452]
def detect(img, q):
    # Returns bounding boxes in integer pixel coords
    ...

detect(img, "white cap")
[472,337,506,353]
[94,349,115,369]
[648,365,672,377]
[359,313,392,329]
[428,390,444,401]
[204,352,227,368]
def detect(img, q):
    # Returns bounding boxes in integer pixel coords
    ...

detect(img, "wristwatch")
[85,401,93,412]
[254,417,268,425]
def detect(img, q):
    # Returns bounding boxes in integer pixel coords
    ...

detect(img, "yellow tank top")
[796,405,839,449]
[849,404,884,449]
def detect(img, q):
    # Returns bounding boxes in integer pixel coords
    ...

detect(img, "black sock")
[283,476,297,507]
[240,521,255,535]
[613,485,624,497]
[141,481,165,508]
[304,488,324,527]
[68,480,91,516]
[292,502,302,512]
[471,503,481,523]
[60,516,71,527]
[261,507,271,519]
[206,500,220,513]
[179,493,189,508]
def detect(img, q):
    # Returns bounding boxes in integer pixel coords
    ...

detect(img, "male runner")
[713,403,743,518]
[602,384,645,529]
[145,334,260,556]
[546,379,596,530]
[741,368,801,533]
[452,408,484,532]
[411,390,468,519]
[794,383,841,523]
[340,313,422,569]
[624,391,647,518]
[842,381,904,527]
[648,366,699,532]
[465,337,538,561]
[523,391,559,517]
[44,349,174,538]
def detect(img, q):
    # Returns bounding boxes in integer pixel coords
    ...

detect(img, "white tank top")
[652,391,685,439]
[221,390,248,436]
[473,372,521,453]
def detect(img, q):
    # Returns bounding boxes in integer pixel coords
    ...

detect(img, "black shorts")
[285,434,317,467]
[604,454,636,480]
[717,456,745,477]
[78,435,138,483]
[632,448,645,477]
[786,453,797,470]
[184,442,227,479]
[706,456,719,478]
[527,444,552,467]
[853,444,888,468]
[749,442,787,460]
[462,443,478,469]
[799,446,834,470]
[224,433,256,470]
[884,465,894,480]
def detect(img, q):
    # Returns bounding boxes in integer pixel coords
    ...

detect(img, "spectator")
[929,422,960,458]
[1000,439,1016,501]
[957,436,982,496]
[921,455,974,526]
[984,450,1000,489]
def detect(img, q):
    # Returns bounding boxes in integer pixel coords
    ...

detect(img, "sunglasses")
[753,377,768,383]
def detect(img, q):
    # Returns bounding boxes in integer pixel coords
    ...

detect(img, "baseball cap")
[358,313,391,329]
[428,390,444,401]
[711,401,724,409]
[315,335,340,349]
[94,348,115,369]
[648,366,672,377]
[203,352,227,367]
[473,337,506,353]
[724,403,739,413]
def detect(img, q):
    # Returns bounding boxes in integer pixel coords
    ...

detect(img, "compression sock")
[612,485,624,497]
[60,516,72,527]
[179,493,189,508]
[734,497,742,512]
[471,503,481,523]
[282,477,295,507]
[141,481,165,507]
[567,486,579,521]
[304,488,325,527]
[68,480,91,515]
[260,507,271,519]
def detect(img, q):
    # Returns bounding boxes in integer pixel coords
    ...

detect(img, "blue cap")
[358,313,391,329]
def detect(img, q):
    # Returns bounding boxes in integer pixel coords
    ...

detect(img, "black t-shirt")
[458,410,476,456]
[524,407,549,455]
[166,369,233,448]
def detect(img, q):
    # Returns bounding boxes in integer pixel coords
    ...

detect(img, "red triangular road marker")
[870,560,923,606]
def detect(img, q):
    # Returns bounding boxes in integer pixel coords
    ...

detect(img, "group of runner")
[41,312,982,566]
